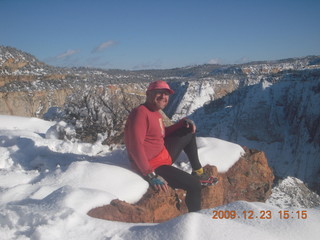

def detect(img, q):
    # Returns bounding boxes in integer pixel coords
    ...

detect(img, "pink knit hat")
[147,80,174,94]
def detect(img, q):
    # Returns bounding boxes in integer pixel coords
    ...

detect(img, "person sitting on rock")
[124,80,217,212]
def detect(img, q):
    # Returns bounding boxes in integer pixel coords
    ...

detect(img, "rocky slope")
[0,46,152,117]
[266,176,320,209]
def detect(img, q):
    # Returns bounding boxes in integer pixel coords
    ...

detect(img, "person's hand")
[184,118,196,133]
[146,172,169,192]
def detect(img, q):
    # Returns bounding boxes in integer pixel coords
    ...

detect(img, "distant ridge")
[1,44,319,76]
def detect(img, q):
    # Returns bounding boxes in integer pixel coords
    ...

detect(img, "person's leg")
[164,127,219,186]
[164,127,202,170]
[155,165,201,212]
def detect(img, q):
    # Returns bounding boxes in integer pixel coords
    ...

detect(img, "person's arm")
[165,118,184,136]
[165,118,196,136]
[125,108,169,192]
[125,108,153,176]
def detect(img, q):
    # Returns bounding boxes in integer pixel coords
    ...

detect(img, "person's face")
[146,89,170,111]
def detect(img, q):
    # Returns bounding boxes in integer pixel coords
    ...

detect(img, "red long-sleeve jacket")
[124,104,183,175]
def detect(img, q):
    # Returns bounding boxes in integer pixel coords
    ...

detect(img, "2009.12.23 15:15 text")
[212,210,308,220]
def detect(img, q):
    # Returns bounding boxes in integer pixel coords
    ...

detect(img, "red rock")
[88,148,274,223]
[221,148,274,203]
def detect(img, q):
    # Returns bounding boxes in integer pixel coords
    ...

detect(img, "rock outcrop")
[87,147,274,223]
[0,88,73,117]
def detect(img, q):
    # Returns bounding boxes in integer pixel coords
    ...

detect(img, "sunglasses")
[152,89,171,95]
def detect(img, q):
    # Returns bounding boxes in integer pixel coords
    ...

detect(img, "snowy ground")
[0,115,319,240]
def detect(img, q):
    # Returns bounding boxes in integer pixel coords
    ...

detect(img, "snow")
[0,115,319,239]
[170,81,216,122]
[0,115,55,133]
[197,137,245,172]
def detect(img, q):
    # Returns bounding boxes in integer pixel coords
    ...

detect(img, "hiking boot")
[192,172,219,186]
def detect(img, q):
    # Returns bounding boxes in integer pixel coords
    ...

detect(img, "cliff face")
[0,46,70,117]
[0,88,73,117]
[165,80,240,121]
[179,69,320,192]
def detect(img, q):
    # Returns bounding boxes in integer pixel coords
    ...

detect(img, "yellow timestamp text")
[212,210,308,220]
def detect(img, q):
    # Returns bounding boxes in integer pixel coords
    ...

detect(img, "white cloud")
[92,40,117,53]
[208,58,223,64]
[56,49,79,59]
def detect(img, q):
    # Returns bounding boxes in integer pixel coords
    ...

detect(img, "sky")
[1,0,320,70]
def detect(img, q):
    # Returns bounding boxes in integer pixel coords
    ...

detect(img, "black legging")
[154,127,202,212]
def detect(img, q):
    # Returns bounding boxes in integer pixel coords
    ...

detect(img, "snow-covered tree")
[62,85,145,144]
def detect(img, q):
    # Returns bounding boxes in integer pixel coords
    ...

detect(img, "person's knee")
[175,126,194,138]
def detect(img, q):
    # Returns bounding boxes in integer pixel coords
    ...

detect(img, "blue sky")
[1,0,320,70]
